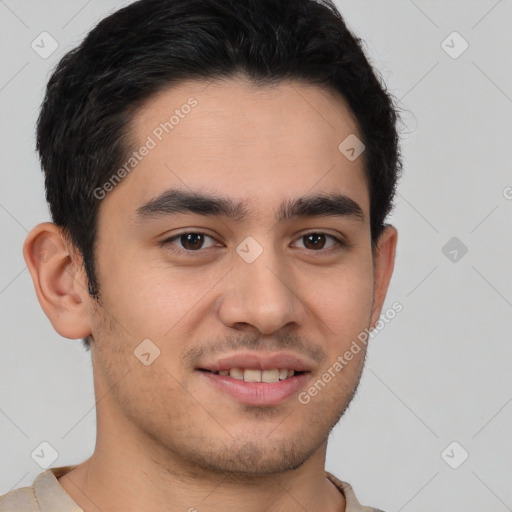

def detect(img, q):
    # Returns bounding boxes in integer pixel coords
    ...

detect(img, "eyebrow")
[135,188,365,224]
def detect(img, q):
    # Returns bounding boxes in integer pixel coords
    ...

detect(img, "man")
[0,0,401,510]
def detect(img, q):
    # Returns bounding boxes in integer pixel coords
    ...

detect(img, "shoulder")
[325,471,386,512]
[0,465,81,512]
[0,485,40,512]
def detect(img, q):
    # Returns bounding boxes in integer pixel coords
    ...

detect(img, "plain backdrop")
[1,1,511,511]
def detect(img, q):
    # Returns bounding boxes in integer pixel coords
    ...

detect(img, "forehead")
[105,77,369,221]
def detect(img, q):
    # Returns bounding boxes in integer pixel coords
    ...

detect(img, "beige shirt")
[0,465,384,512]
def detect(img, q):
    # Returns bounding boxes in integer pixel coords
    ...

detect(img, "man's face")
[87,77,381,475]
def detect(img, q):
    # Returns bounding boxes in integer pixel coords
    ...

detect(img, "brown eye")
[303,233,327,250]
[295,232,344,252]
[163,232,219,253]
[179,233,206,250]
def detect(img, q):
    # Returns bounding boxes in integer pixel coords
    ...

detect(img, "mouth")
[196,367,311,406]
[198,367,306,383]
[195,351,314,405]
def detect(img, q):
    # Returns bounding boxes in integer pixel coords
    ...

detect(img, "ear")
[22,222,93,339]
[369,224,398,328]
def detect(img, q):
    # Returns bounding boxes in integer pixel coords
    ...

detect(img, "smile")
[208,368,300,382]
[199,369,310,406]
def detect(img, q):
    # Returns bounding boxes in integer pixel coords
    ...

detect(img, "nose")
[217,245,306,335]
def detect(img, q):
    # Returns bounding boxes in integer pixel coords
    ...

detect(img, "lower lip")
[199,371,310,406]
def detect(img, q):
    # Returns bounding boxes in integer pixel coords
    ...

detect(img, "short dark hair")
[36,0,402,351]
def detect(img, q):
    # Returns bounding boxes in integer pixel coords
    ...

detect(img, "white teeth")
[219,368,296,382]
[229,368,244,380]
[261,369,280,383]
[243,369,262,382]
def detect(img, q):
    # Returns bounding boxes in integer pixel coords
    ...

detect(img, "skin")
[23,77,397,512]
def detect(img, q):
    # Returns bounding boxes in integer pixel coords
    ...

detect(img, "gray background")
[1,1,511,511]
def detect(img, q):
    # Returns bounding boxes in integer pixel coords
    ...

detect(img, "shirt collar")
[33,465,82,512]
[35,465,380,512]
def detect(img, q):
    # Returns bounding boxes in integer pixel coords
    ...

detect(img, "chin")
[182,436,320,477]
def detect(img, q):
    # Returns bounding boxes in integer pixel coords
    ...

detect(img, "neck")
[58,422,345,512]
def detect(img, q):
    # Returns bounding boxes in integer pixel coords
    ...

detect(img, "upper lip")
[197,351,314,373]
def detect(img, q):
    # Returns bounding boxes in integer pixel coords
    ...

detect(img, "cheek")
[302,257,374,342]
[99,255,227,341]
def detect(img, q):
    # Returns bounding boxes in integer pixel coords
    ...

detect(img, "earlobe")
[22,222,93,340]
[370,225,398,328]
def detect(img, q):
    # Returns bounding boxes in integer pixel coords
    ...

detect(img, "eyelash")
[160,231,347,256]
